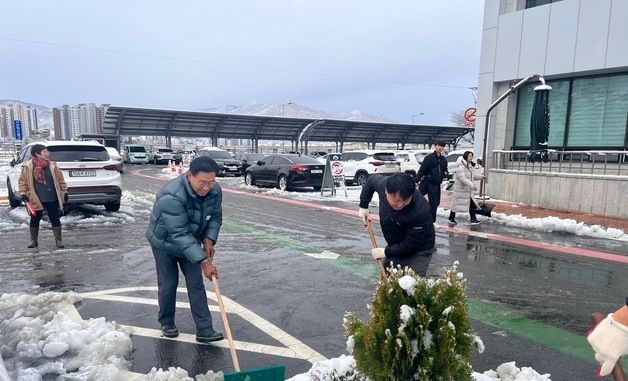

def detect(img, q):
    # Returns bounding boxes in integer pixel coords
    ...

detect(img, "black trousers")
[448,198,478,221]
[30,201,61,228]
[425,184,441,222]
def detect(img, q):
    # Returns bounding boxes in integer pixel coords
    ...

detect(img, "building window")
[514,73,628,149]
[525,0,562,9]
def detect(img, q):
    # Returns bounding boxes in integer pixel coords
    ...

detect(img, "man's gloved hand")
[358,208,370,225]
[371,248,385,260]
[202,239,215,260]
[200,259,218,280]
[20,194,28,202]
[587,313,628,376]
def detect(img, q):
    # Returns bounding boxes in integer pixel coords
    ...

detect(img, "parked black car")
[197,148,243,176]
[244,154,326,191]
[236,152,265,173]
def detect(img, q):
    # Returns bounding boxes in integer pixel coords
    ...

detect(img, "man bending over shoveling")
[359,173,436,276]
[146,156,225,343]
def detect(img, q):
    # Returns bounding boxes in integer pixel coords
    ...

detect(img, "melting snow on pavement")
[0,292,553,381]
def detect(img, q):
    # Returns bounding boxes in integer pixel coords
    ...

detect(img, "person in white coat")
[448,151,479,225]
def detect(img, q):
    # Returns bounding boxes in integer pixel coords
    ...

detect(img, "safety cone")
[177,163,183,175]
[170,160,176,173]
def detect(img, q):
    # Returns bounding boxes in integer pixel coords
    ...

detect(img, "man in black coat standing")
[418,141,449,222]
[358,173,435,276]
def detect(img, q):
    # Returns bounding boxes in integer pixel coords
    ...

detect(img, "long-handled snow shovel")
[365,219,387,280]
[207,262,285,381]
[590,312,626,381]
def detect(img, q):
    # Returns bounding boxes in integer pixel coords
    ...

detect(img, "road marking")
[303,250,340,260]
[80,286,327,364]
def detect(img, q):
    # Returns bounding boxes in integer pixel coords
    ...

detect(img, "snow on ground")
[218,173,624,241]
[0,190,154,232]
[0,289,556,381]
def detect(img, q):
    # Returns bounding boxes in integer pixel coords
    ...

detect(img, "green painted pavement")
[223,218,627,367]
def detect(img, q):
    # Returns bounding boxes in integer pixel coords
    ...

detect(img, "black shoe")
[448,219,457,225]
[470,219,481,225]
[196,328,224,343]
[161,325,179,338]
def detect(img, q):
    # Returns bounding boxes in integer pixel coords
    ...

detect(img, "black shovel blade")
[476,203,495,217]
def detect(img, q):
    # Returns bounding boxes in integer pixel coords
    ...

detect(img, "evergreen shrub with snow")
[344,263,475,381]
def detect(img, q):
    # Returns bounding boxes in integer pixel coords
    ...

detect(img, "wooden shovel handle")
[591,313,625,381]
[212,276,240,372]
[365,219,387,280]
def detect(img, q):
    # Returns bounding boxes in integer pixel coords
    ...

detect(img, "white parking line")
[80,286,327,364]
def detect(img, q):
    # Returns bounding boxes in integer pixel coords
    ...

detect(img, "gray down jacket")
[145,173,222,263]
[450,157,479,213]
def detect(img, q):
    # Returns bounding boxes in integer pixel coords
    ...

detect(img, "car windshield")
[157,148,172,153]
[202,150,233,159]
[129,146,146,153]
[288,156,320,164]
[246,154,264,161]
[373,153,396,161]
[48,145,110,162]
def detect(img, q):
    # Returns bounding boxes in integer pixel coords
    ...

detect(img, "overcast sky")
[0,1,483,125]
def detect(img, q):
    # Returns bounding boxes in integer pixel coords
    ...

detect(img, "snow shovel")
[365,219,387,280]
[590,312,625,381]
[475,202,495,218]
[208,262,285,381]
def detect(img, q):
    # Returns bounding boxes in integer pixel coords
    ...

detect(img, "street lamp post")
[412,113,424,124]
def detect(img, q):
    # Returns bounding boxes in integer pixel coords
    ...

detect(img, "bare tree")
[450,110,474,149]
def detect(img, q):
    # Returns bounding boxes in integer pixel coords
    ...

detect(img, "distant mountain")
[0,99,53,131]
[203,102,397,123]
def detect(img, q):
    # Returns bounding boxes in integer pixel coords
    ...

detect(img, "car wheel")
[105,200,121,212]
[277,175,289,191]
[7,180,21,208]
[244,172,255,186]
[356,171,368,186]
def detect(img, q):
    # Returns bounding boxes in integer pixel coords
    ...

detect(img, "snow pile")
[138,367,224,381]
[474,361,551,381]
[437,207,626,241]
[287,355,551,381]
[0,292,132,380]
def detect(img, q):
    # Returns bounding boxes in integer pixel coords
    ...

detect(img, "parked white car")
[394,149,432,177]
[341,150,400,185]
[148,146,175,165]
[6,141,123,211]
[122,144,149,164]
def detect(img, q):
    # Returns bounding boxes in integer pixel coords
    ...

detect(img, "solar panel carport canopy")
[102,105,472,147]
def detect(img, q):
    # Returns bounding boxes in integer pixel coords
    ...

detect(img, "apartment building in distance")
[475,0,628,218]
[0,103,38,140]
[52,103,108,140]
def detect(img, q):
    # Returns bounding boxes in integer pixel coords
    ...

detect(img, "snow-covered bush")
[344,264,475,381]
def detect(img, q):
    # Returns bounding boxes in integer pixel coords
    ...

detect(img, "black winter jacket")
[359,175,435,258]
[145,173,222,263]
[418,152,448,185]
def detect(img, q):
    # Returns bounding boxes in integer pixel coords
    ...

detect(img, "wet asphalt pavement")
[0,165,626,380]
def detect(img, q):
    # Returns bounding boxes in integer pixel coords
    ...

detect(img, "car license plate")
[70,170,96,177]
[311,169,323,173]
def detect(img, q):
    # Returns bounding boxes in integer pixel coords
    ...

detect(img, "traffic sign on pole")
[463,107,477,127]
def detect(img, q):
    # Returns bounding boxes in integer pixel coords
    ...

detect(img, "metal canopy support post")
[479,73,546,199]
[166,117,176,148]
[297,120,324,154]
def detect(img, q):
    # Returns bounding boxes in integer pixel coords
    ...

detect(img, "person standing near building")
[18,144,68,249]
[448,151,480,225]
[418,141,449,222]
[358,173,435,277]
[145,156,224,343]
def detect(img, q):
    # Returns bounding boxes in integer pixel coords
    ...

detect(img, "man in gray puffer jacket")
[146,156,224,343]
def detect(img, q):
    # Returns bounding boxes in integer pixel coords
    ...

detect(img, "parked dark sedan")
[197,148,243,176]
[244,154,326,191]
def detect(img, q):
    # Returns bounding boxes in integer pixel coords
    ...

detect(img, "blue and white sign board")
[13,120,23,141]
